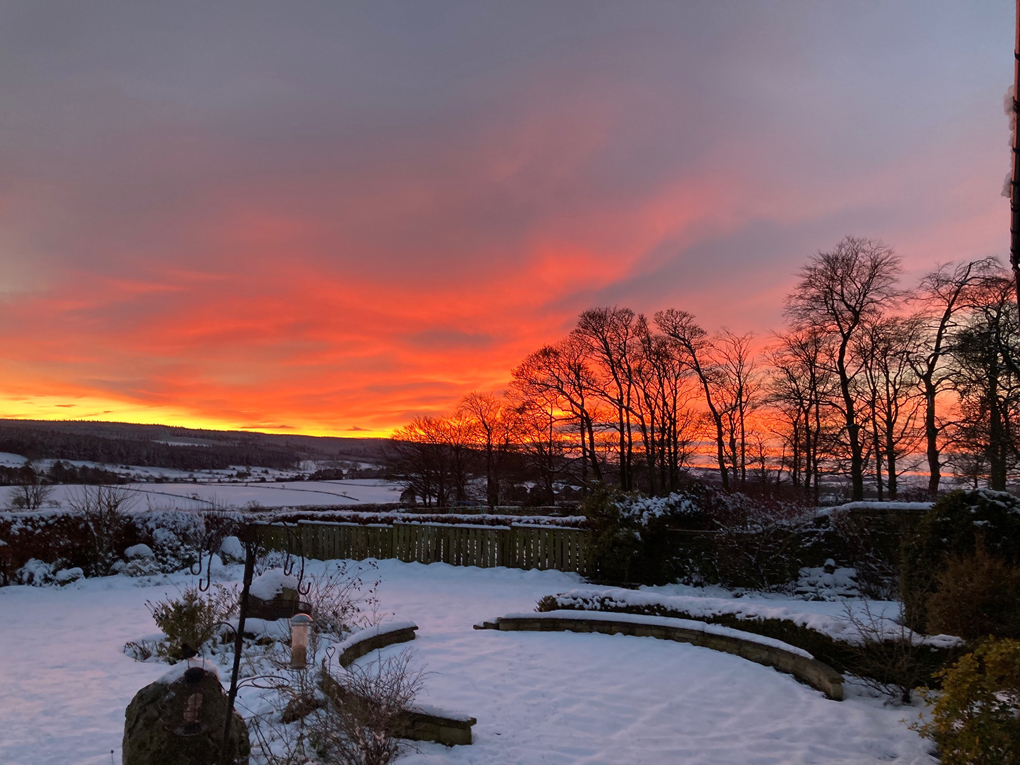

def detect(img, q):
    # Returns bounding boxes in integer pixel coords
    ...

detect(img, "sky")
[0,1,1014,437]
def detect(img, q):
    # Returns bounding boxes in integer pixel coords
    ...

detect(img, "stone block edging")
[475,610,844,701]
[323,621,477,746]
[336,621,419,668]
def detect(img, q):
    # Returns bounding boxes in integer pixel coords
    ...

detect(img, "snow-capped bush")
[583,484,708,585]
[54,567,83,585]
[793,564,860,600]
[123,557,161,577]
[124,543,154,560]
[219,535,245,563]
[616,492,702,526]
[17,558,56,586]
[249,568,299,600]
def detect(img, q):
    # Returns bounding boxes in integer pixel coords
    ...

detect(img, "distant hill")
[0,419,390,471]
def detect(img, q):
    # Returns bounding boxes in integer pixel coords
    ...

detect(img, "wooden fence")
[257,521,592,575]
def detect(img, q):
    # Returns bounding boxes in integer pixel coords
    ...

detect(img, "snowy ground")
[0,561,936,765]
[17,479,403,511]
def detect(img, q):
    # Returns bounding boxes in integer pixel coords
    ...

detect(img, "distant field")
[18,479,403,511]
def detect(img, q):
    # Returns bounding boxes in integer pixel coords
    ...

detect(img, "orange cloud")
[0,2,1010,436]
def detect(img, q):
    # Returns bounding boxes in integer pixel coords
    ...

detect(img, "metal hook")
[295,555,311,597]
[195,547,213,592]
[198,562,212,592]
[287,524,311,596]
[282,525,296,576]
[189,548,203,577]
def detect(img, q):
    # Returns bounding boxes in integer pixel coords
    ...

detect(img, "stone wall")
[337,623,419,668]
[323,621,477,746]
[477,612,844,701]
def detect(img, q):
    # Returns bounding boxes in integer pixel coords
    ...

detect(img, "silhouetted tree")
[655,308,731,490]
[908,257,997,496]
[949,274,1020,490]
[785,237,901,501]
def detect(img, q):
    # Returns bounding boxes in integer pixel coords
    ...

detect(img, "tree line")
[389,236,1020,506]
[0,425,301,472]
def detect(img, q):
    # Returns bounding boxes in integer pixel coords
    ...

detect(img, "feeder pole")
[1011,0,1020,315]
[220,530,257,765]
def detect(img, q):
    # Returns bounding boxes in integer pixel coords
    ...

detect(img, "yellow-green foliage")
[146,584,237,662]
[913,639,1020,765]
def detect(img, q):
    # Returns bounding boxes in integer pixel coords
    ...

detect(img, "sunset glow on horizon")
[0,1,1014,437]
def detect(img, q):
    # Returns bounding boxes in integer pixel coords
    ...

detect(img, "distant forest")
[0,420,388,476]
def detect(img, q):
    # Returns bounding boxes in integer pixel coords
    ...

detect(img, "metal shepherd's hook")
[190,547,214,592]
[189,548,203,577]
[281,524,312,596]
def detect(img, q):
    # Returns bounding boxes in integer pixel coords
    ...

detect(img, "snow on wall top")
[548,588,964,649]
[249,569,299,600]
[499,610,815,659]
[336,621,418,654]
[814,501,932,518]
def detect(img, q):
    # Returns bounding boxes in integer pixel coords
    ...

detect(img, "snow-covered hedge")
[615,492,702,526]
[0,504,243,585]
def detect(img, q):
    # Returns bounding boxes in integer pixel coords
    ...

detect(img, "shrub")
[145,584,238,662]
[582,483,642,584]
[707,492,812,591]
[912,639,1020,765]
[6,473,53,511]
[841,601,940,703]
[306,562,380,638]
[71,485,132,576]
[926,542,1020,641]
[902,489,1020,634]
[314,649,425,765]
[582,483,706,584]
[829,507,905,599]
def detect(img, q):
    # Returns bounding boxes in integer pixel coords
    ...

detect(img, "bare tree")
[862,316,923,499]
[573,307,641,490]
[766,327,835,501]
[655,308,731,490]
[511,337,605,490]
[633,326,700,493]
[6,465,53,510]
[70,485,132,576]
[507,395,565,505]
[715,330,761,489]
[459,392,517,508]
[949,273,1020,490]
[909,257,998,496]
[785,237,902,501]
[388,415,470,507]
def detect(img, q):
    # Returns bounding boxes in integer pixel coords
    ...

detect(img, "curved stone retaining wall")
[336,621,419,668]
[323,621,477,746]
[475,610,844,701]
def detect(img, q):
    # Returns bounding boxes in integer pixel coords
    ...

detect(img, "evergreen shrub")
[902,489,1020,635]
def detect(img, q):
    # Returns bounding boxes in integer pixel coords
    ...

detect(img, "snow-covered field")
[21,479,403,511]
[0,561,935,765]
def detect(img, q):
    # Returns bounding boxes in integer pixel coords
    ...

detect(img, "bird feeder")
[290,613,313,669]
[164,663,211,737]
